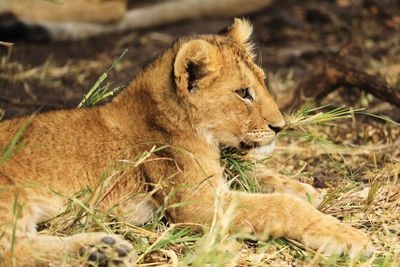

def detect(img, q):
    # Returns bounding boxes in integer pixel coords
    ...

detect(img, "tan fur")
[2,0,126,23]
[0,19,373,266]
[250,166,324,207]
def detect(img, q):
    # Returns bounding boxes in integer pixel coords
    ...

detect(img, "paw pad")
[78,235,135,266]
[101,236,116,245]
[116,245,130,257]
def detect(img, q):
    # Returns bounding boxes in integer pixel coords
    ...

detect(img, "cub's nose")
[268,124,283,134]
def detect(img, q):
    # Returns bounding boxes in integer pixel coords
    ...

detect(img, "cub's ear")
[226,18,253,44]
[224,18,255,58]
[173,39,215,94]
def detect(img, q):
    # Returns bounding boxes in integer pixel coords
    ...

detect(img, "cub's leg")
[253,165,323,207]
[173,186,374,257]
[0,185,136,266]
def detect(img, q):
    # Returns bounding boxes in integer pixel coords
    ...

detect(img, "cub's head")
[173,19,285,156]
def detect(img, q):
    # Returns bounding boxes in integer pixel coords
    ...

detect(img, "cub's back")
[0,107,132,192]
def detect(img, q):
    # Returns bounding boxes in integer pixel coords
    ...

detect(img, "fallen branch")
[282,61,400,111]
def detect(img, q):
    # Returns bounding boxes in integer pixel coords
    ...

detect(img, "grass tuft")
[78,49,127,108]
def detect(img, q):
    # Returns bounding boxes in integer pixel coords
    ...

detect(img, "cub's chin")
[244,141,276,160]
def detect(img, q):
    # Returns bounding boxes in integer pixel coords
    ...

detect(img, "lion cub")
[0,19,373,266]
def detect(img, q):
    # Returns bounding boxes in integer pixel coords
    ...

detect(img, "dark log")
[282,61,400,111]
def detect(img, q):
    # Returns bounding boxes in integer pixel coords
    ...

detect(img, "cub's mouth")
[239,140,276,156]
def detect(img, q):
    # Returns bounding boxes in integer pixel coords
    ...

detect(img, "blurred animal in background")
[0,0,274,41]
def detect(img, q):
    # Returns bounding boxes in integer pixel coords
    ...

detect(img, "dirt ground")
[1,0,400,265]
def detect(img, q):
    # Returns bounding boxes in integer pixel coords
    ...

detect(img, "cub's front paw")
[303,219,375,258]
[293,182,323,207]
[259,177,323,207]
[69,233,136,266]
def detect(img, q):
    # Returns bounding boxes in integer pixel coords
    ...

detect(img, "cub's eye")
[235,88,253,101]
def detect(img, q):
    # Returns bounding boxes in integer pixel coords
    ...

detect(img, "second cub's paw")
[69,233,136,266]
[303,220,375,258]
